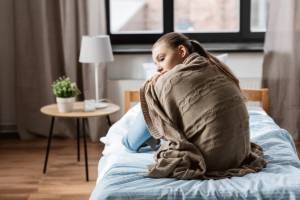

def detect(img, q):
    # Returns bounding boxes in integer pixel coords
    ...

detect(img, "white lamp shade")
[79,35,114,63]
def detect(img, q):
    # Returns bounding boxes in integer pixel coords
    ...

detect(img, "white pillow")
[143,53,229,80]
[215,53,228,64]
[142,63,160,81]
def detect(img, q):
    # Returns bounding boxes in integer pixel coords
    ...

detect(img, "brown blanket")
[138,52,267,180]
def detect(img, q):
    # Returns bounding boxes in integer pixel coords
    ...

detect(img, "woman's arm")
[149,71,167,84]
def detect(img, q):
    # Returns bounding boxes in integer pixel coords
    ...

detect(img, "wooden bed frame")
[124,89,269,114]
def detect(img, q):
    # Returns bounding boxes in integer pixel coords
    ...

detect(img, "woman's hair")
[152,32,248,102]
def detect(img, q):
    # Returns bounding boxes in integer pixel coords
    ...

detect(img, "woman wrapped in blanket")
[100,32,267,180]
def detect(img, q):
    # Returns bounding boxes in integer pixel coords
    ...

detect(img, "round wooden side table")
[40,102,120,181]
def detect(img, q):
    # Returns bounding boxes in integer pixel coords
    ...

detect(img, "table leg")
[106,115,112,127]
[43,117,55,174]
[82,118,89,181]
[77,118,80,161]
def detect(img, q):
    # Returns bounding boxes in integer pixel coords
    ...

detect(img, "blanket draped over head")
[138,52,268,180]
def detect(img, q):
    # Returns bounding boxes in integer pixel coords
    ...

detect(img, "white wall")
[107,52,264,80]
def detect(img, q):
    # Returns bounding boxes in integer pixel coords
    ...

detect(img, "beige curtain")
[262,0,300,140]
[14,0,109,142]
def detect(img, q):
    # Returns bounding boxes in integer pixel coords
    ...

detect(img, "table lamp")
[79,35,114,109]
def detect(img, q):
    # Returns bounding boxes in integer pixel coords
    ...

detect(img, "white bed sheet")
[96,104,268,185]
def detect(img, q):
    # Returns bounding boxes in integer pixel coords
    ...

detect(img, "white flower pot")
[56,97,75,113]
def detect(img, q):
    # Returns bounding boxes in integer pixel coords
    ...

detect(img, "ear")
[178,45,187,58]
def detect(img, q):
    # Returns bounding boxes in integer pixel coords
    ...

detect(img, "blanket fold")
[139,52,267,180]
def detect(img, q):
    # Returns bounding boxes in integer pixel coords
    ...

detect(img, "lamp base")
[95,103,108,109]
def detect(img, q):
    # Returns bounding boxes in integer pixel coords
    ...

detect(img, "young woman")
[101,32,247,153]
[101,32,267,180]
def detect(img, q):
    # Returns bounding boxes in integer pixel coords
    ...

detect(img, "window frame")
[105,0,266,45]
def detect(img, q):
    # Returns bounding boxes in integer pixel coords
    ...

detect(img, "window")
[109,0,163,33]
[250,0,269,32]
[174,0,239,33]
[106,0,268,45]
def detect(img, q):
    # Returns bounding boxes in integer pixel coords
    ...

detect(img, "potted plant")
[52,76,81,113]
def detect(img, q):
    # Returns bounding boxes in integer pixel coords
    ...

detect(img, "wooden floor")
[0,137,104,200]
[0,138,300,200]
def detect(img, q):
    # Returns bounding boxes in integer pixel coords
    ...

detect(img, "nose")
[157,66,163,73]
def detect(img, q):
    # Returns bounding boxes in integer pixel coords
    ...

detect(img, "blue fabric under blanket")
[90,104,300,200]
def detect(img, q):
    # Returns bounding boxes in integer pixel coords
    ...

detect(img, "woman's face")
[152,43,190,73]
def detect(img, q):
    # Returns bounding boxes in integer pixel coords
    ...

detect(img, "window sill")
[112,43,264,54]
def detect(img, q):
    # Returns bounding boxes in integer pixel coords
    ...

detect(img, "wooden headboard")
[124,88,269,115]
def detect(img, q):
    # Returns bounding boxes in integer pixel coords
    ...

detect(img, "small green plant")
[52,76,81,98]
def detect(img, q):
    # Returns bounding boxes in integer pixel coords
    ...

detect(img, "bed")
[90,89,300,200]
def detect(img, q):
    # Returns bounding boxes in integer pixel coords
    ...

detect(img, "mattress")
[90,103,300,200]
